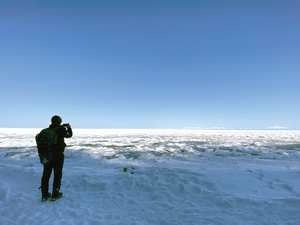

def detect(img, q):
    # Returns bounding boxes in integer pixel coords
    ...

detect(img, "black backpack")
[35,127,59,165]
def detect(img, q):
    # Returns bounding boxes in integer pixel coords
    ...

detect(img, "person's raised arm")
[63,123,73,138]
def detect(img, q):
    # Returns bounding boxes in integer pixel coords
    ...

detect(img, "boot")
[41,192,51,202]
[51,187,63,202]
[51,192,63,202]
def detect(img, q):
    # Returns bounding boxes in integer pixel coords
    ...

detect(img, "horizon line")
[0,127,299,131]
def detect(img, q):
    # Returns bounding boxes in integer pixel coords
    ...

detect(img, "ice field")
[0,128,300,224]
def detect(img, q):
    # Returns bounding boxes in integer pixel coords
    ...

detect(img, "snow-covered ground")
[0,129,299,225]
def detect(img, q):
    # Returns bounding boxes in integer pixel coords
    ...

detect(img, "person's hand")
[42,157,48,164]
[66,123,71,128]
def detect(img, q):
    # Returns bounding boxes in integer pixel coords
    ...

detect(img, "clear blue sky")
[1,0,299,129]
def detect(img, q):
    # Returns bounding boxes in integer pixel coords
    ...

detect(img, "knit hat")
[51,115,62,125]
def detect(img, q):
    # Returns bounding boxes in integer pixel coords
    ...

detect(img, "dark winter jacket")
[49,124,73,154]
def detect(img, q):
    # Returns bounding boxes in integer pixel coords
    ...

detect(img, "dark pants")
[41,153,64,196]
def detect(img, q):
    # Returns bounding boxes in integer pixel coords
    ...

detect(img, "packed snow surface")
[0,129,300,225]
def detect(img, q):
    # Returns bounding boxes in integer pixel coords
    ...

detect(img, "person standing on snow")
[41,115,73,202]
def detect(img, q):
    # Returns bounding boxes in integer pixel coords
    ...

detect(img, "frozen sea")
[0,128,300,225]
